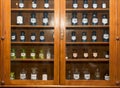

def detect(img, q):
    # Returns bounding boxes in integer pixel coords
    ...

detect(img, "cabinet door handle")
[1,36,5,40]
[1,80,5,85]
[116,81,120,85]
[116,37,120,40]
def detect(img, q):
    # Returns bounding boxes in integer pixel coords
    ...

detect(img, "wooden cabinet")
[0,0,120,87]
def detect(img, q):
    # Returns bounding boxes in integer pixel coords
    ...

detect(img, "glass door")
[60,0,116,86]
[4,0,59,85]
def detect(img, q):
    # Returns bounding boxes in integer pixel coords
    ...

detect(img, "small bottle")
[92,0,98,9]
[30,49,36,59]
[81,32,87,42]
[71,31,76,42]
[11,49,16,59]
[105,51,109,59]
[11,32,17,41]
[72,0,78,9]
[21,48,26,59]
[40,31,45,42]
[71,12,78,25]
[67,70,72,80]
[30,12,37,25]
[103,30,109,42]
[104,73,110,80]
[39,49,44,59]
[91,31,97,42]
[82,13,88,25]
[83,48,88,58]
[20,31,25,42]
[84,68,90,80]
[20,68,27,80]
[102,14,108,25]
[32,0,37,9]
[31,67,38,80]
[102,0,107,8]
[95,68,100,80]
[73,68,80,80]
[42,68,48,80]
[10,72,15,80]
[43,12,49,25]
[92,49,98,58]
[46,49,51,59]
[18,0,24,8]
[30,33,36,42]
[92,12,98,25]
[44,0,49,9]
[83,0,88,8]
[17,12,24,25]
[72,49,78,59]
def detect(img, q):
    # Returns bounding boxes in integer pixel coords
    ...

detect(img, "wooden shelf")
[11,58,54,62]
[66,25,109,28]
[11,42,54,45]
[66,8,109,12]
[11,25,54,28]
[66,42,109,45]
[66,59,109,62]
[11,8,54,12]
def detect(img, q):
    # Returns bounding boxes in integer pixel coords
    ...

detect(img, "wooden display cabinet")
[2,0,60,85]
[60,0,118,86]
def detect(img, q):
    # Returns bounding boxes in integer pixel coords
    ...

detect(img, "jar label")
[19,3,24,8]
[31,36,35,40]
[31,53,35,57]
[17,16,23,24]
[105,54,109,59]
[92,18,98,24]
[84,74,90,80]
[93,52,98,58]
[21,53,26,57]
[31,18,36,24]
[92,36,97,41]
[103,34,109,39]
[42,74,48,80]
[43,18,48,24]
[32,2,37,8]
[84,4,88,8]
[40,36,45,41]
[20,36,25,40]
[71,36,76,41]
[20,73,26,80]
[73,74,80,80]
[73,4,78,8]
[12,36,16,40]
[47,53,51,59]
[31,74,37,80]
[102,3,106,8]
[39,53,44,59]
[82,18,88,24]
[84,53,88,58]
[73,53,77,58]
[102,19,108,25]
[82,36,87,41]
[11,53,15,56]
[72,18,78,24]
[93,4,97,8]
[44,3,49,8]
[105,75,110,80]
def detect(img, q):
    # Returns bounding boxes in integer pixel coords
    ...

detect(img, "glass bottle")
[39,49,44,59]
[30,12,37,25]
[82,13,88,25]
[83,48,88,58]
[84,68,90,80]
[91,31,97,42]
[92,12,98,25]
[18,0,24,8]
[17,12,24,25]
[73,68,80,80]
[95,68,100,80]
[42,68,48,80]
[102,0,107,8]
[92,0,97,9]
[104,73,110,80]
[11,48,16,59]
[105,51,109,59]
[67,70,72,80]
[81,32,87,42]
[102,14,108,25]
[72,49,78,59]
[21,48,26,59]
[83,0,88,8]
[11,32,17,41]
[92,49,98,58]
[71,31,76,42]
[72,0,78,9]
[32,0,37,9]
[71,12,78,25]
[40,31,45,42]
[46,49,51,59]
[20,31,25,42]
[20,68,27,80]
[30,33,36,42]
[10,72,15,80]
[103,30,109,42]
[30,48,36,59]
[31,67,38,80]
[44,0,49,9]
[43,12,49,25]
